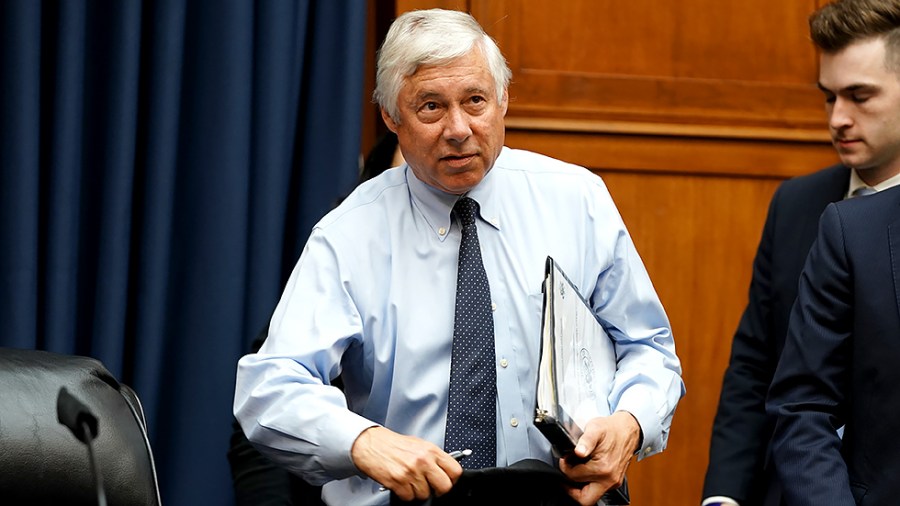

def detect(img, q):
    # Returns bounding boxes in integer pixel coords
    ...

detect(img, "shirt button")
[491,302,497,311]
[499,358,509,368]
[510,418,519,427]
[438,227,446,236]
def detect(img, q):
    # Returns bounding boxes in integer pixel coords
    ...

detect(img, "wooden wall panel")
[389,1,838,505]
[505,128,838,178]
[597,171,781,505]
[472,0,826,135]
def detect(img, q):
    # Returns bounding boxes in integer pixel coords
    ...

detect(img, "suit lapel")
[822,164,852,203]
[793,165,850,274]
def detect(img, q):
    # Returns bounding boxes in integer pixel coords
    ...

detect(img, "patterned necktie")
[443,196,497,469]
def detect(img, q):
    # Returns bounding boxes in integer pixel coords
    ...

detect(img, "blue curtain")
[0,0,367,504]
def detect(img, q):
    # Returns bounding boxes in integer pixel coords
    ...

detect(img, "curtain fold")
[0,1,367,504]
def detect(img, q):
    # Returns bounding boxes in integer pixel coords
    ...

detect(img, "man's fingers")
[411,479,432,500]
[559,454,607,483]
[392,479,428,502]
[575,421,602,458]
[352,427,461,498]
[431,454,463,496]
[566,480,609,506]
[426,465,456,496]
[388,460,457,500]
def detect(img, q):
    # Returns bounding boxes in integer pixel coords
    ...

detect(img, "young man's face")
[819,36,900,185]
[382,49,508,195]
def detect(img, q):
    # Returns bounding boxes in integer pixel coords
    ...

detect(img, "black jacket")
[703,164,848,506]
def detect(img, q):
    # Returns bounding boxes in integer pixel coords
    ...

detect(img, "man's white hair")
[373,9,512,123]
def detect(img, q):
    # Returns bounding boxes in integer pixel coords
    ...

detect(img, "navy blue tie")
[444,197,497,469]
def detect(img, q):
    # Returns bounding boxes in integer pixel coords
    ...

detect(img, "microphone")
[57,387,108,506]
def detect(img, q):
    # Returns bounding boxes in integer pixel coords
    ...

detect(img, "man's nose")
[443,108,472,143]
[829,98,854,131]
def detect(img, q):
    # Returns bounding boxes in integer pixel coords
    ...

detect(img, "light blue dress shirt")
[234,147,684,506]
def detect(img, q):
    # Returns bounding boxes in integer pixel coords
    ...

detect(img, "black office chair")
[0,347,162,505]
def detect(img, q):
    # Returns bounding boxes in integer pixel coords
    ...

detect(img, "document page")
[536,257,617,443]
[534,257,630,505]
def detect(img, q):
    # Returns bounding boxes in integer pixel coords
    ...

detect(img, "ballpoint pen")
[448,448,473,461]
[379,449,473,492]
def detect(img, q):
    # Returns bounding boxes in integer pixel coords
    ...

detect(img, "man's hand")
[559,411,641,506]
[350,426,463,501]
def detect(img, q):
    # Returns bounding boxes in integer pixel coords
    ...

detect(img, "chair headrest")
[0,347,161,506]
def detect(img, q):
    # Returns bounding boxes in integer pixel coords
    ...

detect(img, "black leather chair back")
[0,347,161,505]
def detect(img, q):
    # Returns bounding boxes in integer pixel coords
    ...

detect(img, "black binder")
[534,257,630,505]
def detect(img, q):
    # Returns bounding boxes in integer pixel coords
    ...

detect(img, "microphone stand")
[81,418,107,506]
[58,387,108,506]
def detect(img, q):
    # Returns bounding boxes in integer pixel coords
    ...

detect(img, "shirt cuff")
[701,496,740,506]
[314,410,380,478]
[613,386,665,459]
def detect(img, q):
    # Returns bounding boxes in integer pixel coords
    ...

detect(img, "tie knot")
[852,186,876,198]
[454,197,479,227]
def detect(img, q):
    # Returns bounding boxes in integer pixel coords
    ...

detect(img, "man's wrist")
[614,410,643,455]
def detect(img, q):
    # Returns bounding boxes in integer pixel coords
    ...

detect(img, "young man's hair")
[810,0,900,69]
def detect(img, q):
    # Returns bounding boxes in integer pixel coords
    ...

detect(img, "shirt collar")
[405,148,507,240]
[847,168,900,198]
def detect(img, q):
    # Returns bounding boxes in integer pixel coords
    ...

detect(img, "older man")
[234,9,683,506]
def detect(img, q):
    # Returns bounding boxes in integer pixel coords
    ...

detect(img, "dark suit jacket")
[703,164,849,506]
[767,185,900,506]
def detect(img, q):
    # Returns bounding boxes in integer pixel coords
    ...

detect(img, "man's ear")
[500,89,509,117]
[381,107,399,133]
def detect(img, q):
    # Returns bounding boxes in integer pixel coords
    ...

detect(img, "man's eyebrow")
[410,87,492,105]
[414,86,491,98]
[817,81,878,93]
[414,91,442,102]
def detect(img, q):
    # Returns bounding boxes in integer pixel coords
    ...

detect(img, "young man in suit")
[702,1,900,505]
[766,185,900,504]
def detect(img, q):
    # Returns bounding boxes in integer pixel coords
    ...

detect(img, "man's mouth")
[441,154,476,167]
[835,138,862,148]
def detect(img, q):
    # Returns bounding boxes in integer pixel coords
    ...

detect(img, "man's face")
[819,37,900,183]
[382,49,508,195]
